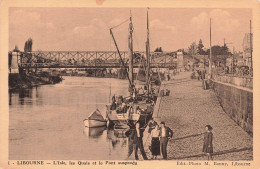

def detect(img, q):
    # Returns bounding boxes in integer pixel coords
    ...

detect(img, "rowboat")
[84,109,107,128]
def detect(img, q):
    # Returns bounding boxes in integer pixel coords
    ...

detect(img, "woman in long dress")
[150,124,160,159]
[202,125,213,160]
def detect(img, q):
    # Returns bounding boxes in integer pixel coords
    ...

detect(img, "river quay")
[134,72,253,160]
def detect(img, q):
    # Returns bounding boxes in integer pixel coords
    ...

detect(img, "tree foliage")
[154,47,163,52]
[206,44,232,65]
[24,38,33,52]
[205,44,231,56]
[188,42,198,55]
[198,39,206,55]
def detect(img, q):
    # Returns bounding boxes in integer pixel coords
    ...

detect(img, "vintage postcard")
[0,0,260,169]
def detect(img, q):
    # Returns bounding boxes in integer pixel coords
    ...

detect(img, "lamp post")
[208,18,212,79]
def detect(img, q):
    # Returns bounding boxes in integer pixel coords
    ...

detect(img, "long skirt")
[151,137,160,156]
[202,144,213,153]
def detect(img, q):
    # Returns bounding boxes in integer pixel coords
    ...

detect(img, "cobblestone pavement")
[140,72,253,161]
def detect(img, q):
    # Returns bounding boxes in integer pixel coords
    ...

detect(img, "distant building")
[242,33,253,67]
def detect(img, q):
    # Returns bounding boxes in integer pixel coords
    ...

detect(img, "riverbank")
[139,72,252,160]
[60,68,165,84]
[9,73,63,91]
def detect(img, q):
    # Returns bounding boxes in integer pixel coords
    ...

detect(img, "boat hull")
[84,119,107,128]
[106,109,129,122]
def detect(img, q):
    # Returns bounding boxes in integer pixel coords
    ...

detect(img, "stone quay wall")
[211,80,253,136]
[213,74,253,89]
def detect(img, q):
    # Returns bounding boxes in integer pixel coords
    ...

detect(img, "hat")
[205,125,213,130]
[160,121,165,125]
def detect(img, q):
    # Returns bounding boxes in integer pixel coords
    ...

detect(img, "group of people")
[148,118,173,160]
[127,118,214,161]
[126,118,173,160]
[196,69,206,80]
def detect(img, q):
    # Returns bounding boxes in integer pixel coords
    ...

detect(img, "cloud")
[10,9,55,30]
[190,12,209,30]
[72,19,107,38]
[150,19,176,32]
[190,9,239,32]
[109,18,125,28]
[73,25,96,37]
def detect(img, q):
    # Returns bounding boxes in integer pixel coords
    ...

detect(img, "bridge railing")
[15,51,177,68]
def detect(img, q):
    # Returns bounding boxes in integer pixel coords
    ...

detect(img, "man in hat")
[159,121,173,160]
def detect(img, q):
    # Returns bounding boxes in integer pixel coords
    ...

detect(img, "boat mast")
[146,9,151,98]
[128,11,134,95]
[110,29,132,86]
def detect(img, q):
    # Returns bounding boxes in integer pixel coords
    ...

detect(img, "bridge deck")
[11,51,179,69]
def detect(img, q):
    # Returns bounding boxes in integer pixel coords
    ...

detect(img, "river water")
[9,76,138,160]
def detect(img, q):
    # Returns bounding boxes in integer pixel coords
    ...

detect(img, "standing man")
[134,122,148,160]
[159,121,173,160]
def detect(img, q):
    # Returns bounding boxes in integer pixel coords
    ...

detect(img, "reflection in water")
[9,77,132,160]
[84,126,107,138]
[9,87,43,106]
[114,123,130,138]
[127,129,136,158]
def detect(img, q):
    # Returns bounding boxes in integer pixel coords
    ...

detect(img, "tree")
[188,42,198,55]
[198,39,206,55]
[206,45,232,56]
[24,38,33,52]
[154,47,163,52]
[205,45,232,66]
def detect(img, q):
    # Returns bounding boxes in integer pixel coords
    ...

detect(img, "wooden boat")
[83,126,106,138]
[84,109,107,127]
[106,104,129,123]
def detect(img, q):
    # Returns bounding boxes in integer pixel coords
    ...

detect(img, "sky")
[9,8,252,52]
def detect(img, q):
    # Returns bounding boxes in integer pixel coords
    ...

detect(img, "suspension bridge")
[10,51,179,69]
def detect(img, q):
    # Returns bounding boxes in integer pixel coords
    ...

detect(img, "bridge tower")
[9,51,19,74]
[177,52,184,72]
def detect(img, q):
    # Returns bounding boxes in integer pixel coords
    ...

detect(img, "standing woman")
[202,125,213,160]
[150,124,160,159]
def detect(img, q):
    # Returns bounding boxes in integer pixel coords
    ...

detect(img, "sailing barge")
[106,10,158,128]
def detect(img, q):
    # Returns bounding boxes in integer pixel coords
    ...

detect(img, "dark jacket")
[159,126,173,138]
[202,131,213,153]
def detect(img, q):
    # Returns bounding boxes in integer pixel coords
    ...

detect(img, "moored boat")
[84,109,107,127]
[83,125,107,138]
[106,9,157,128]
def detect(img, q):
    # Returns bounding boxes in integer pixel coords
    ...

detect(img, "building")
[242,33,253,67]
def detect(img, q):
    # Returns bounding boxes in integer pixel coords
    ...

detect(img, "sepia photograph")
[1,0,260,168]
